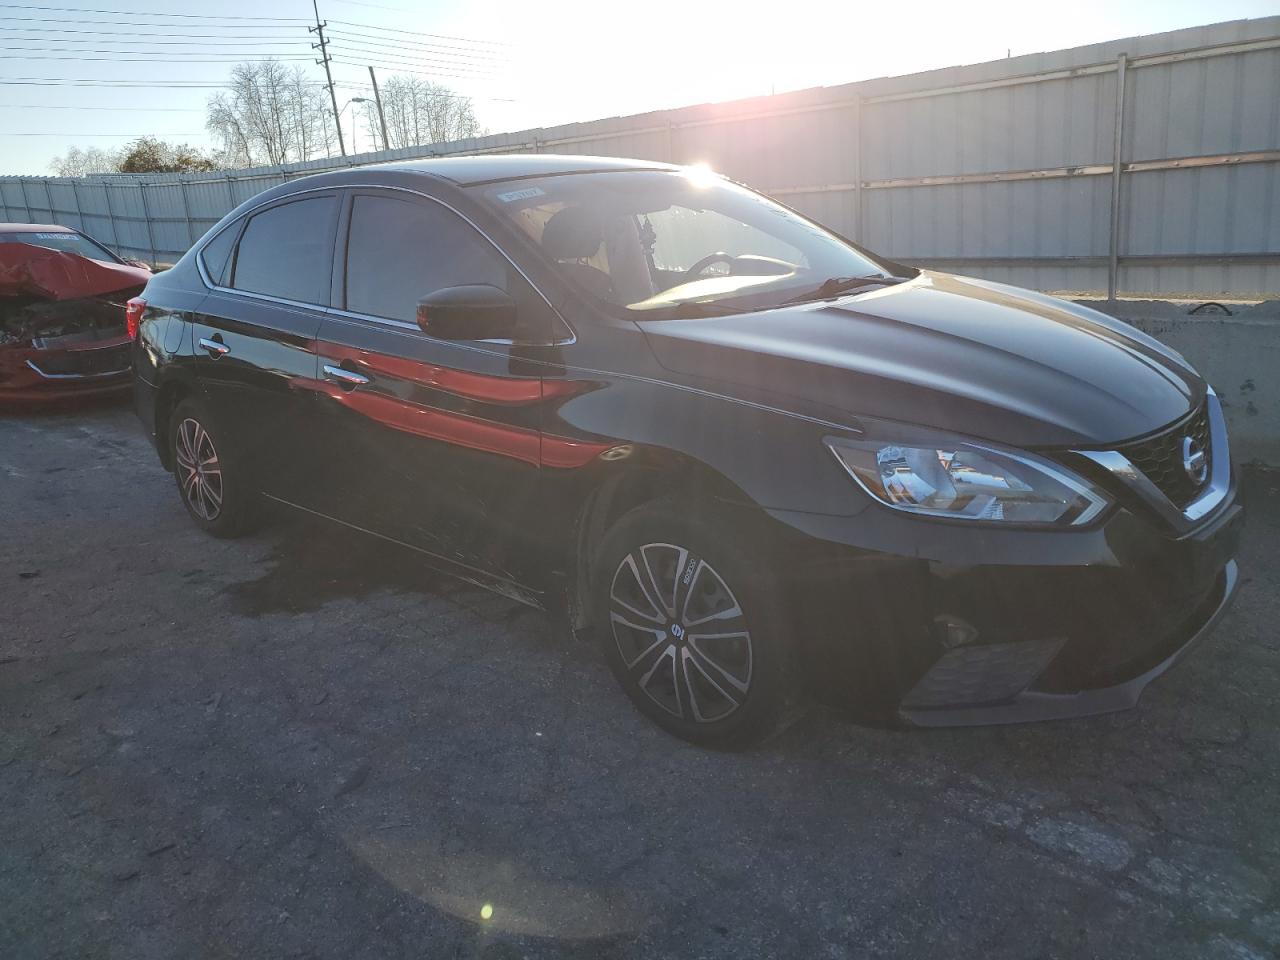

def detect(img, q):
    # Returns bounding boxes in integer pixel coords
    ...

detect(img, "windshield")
[474,169,904,317]
[0,230,122,264]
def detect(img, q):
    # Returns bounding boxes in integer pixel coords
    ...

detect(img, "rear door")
[310,189,557,587]
[192,192,338,504]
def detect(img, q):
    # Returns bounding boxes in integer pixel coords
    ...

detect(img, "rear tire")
[170,396,256,538]
[592,500,794,749]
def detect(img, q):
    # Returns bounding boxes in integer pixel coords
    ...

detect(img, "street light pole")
[339,97,370,156]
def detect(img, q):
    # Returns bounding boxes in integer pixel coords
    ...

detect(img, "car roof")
[353,153,681,186]
[0,223,76,233]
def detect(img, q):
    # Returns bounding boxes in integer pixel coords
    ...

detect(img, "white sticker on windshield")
[29,233,69,240]
[496,186,546,203]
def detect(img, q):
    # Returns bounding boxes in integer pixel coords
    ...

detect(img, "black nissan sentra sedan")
[130,155,1242,747]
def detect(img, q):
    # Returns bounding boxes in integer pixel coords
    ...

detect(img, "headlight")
[827,435,1109,526]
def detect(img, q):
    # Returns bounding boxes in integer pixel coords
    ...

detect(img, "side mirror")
[416,284,517,341]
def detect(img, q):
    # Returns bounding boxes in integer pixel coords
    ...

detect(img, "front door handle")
[198,336,229,357]
[323,363,370,386]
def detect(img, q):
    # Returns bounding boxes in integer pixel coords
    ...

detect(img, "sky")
[0,0,1277,175]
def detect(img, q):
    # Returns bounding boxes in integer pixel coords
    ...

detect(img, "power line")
[0,51,315,60]
[0,24,306,37]
[0,40,309,49]
[327,44,502,70]
[5,131,208,136]
[328,19,507,47]
[327,0,413,10]
[0,4,309,20]
[0,80,302,88]
[0,76,331,85]
[330,59,500,83]
[0,36,311,47]
[0,15,301,29]
[327,45,501,73]
[0,37,503,70]
[325,27,508,60]
[0,103,205,110]
[0,76,273,83]
[332,77,517,103]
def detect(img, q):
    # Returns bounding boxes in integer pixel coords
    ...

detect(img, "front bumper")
[765,463,1243,727]
[899,557,1237,726]
[0,337,132,407]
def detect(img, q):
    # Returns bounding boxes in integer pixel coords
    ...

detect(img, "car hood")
[637,271,1203,448]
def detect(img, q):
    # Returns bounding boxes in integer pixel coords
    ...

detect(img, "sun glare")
[683,162,719,187]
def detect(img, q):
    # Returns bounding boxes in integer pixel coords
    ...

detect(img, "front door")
[310,190,557,590]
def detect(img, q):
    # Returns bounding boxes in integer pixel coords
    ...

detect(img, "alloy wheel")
[175,417,223,522]
[609,542,754,723]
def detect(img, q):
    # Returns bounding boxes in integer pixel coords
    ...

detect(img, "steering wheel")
[683,252,735,281]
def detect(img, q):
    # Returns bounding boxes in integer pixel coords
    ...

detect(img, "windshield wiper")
[662,300,743,318]
[778,273,907,306]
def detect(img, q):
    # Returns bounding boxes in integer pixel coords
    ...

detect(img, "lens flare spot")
[480,903,494,921]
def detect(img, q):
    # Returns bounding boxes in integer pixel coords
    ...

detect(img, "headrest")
[541,205,604,260]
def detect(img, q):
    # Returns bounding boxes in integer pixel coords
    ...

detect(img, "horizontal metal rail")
[862,35,1280,105]
[910,253,1280,268]
[768,150,1280,195]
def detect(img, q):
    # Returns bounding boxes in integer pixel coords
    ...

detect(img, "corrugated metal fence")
[3,17,1278,298]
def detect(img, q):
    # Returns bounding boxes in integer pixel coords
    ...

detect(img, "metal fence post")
[852,94,863,242]
[136,178,159,267]
[18,179,33,222]
[178,176,196,247]
[101,180,121,252]
[69,178,84,230]
[1107,53,1128,301]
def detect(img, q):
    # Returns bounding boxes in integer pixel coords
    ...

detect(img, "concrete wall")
[1085,300,1280,465]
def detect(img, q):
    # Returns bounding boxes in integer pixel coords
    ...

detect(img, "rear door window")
[231,196,337,305]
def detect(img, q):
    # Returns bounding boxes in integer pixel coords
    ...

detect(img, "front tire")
[592,500,793,749]
[170,397,256,538]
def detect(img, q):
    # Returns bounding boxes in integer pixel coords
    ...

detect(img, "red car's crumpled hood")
[0,242,150,301]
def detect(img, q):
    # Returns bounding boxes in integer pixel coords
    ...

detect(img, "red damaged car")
[0,223,151,407]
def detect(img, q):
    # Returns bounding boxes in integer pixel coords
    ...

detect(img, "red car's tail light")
[125,297,146,340]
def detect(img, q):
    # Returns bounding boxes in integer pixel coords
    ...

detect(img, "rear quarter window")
[198,223,238,287]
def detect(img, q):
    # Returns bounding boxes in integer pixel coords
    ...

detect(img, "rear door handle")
[323,363,370,386]
[199,336,229,357]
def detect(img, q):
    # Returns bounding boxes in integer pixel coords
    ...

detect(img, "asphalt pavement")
[2,400,1278,959]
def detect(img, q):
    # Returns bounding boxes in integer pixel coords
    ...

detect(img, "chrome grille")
[1115,403,1211,509]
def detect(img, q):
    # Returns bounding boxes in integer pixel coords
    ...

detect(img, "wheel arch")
[153,374,196,470]
[563,449,765,633]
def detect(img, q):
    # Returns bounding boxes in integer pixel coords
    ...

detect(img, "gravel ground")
[1,400,1278,960]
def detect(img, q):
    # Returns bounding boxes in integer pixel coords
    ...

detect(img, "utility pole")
[368,66,391,152]
[309,0,346,157]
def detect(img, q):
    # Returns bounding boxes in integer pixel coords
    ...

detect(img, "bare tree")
[367,76,483,150]
[50,146,124,177]
[206,61,336,167]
